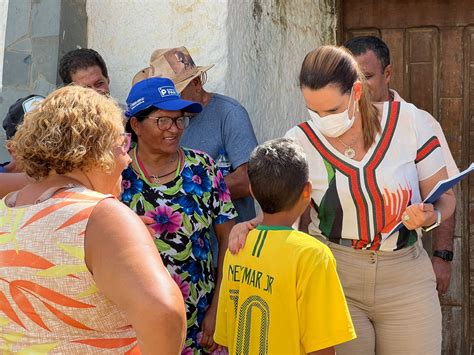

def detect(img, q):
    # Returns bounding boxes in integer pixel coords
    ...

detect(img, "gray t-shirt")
[180,93,257,222]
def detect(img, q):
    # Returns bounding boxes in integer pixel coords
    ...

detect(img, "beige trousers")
[318,239,441,355]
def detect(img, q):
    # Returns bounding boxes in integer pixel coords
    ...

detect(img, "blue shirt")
[180,93,258,222]
[0,162,9,173]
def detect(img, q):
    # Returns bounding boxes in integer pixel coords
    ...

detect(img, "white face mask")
[307,89,357,138]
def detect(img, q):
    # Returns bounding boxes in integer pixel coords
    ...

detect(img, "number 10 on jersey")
[229,289,270,354]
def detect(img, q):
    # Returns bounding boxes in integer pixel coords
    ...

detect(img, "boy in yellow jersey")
[214,138,356,355]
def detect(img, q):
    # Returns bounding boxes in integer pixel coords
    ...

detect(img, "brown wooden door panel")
[440,28,463,99]
[343,0,474,29]
[382,29,406,99]
[405,27,438,115]
[342,2,473,353]
[466,26,474,349]
[442,305,464,354]
[345,28,381,41]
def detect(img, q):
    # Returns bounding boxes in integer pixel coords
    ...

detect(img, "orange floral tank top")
[0,186,139,354]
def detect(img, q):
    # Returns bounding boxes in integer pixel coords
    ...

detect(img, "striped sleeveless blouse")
[0,186,139,354]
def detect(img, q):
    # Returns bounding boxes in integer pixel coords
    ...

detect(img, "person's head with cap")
[132,46,214,105]
[125,77,202,155]
[3,95,45,140]
[1,94,44,173]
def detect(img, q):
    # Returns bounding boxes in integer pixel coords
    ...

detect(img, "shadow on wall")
[225,0,337,145]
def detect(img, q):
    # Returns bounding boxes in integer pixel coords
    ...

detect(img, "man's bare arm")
[0,173,31,198]
[223,163,251,200]
[431,213,455,294]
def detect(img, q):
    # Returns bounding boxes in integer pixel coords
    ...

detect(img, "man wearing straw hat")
[133,47,258,226]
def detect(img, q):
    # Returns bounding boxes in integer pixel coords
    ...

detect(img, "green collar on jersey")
[256,225,294,231]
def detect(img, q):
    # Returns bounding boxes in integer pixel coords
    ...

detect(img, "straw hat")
[132,47,214,92]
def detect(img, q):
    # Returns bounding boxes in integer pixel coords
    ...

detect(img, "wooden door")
[341,1,473,354]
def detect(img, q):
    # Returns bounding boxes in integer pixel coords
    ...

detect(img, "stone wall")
[0,0,9,91]
[0,0,86,162]
[87,0,337,144]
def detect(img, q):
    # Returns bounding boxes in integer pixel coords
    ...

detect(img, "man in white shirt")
[345,36,458,294]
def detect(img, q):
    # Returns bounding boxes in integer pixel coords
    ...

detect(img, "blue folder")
[384,163,473,239]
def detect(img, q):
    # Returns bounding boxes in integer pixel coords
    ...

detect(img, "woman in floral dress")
[121,77,236,354]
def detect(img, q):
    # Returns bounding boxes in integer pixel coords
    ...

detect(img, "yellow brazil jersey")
[214,225,356,354]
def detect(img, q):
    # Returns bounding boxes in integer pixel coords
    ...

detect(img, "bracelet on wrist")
[422,209,442,232]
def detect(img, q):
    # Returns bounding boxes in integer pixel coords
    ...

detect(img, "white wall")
[87,0,228,104]
[0,0,9,162]
[87,0,337,143]
[227,0,337,142]
[0,0,7,91]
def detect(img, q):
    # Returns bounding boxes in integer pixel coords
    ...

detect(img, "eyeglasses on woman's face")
[146,115,190,131]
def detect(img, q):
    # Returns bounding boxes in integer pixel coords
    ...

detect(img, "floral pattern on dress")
[121,148,237,354]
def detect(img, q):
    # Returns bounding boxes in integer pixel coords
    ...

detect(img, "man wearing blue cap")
[122,77,237,354]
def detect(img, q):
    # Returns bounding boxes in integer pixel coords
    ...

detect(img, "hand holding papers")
[384,163,474,240]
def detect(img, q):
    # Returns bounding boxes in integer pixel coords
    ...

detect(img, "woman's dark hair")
[125,107,156,143]
[299,45,380,149]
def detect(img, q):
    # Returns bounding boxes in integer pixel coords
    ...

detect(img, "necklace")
[149,167,178,181]
[80,171,95,191]
[134,147,181,184]
[336,137,356,159]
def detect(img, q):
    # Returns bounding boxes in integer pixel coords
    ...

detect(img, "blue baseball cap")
[125,77,202,118]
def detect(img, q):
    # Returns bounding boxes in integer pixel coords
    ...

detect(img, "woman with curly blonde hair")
[0,85,186,354]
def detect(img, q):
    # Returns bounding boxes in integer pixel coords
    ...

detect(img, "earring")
[356,103,360,112]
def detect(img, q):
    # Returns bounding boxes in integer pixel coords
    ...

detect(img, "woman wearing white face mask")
[306,86,360,157]
[229,45,455,355]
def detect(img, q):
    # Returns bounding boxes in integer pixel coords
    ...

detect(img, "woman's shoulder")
[88,196,141,230]
[63,186,111,201]
[285,125,299,139]
[394,100,425,120]
[394,101,438,132]
[283,122,313,147]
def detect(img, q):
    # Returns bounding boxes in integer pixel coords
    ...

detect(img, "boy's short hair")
[248,138,309,214]
[59,48,109,84]
[344,36,390,71]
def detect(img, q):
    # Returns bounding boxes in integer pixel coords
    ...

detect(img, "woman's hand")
[402,203,437,230]
[228,220,257,254]
[200,304,218,353]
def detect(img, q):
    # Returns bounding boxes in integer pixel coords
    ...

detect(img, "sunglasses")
[119,132,132,153]
[147,115,190,131]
